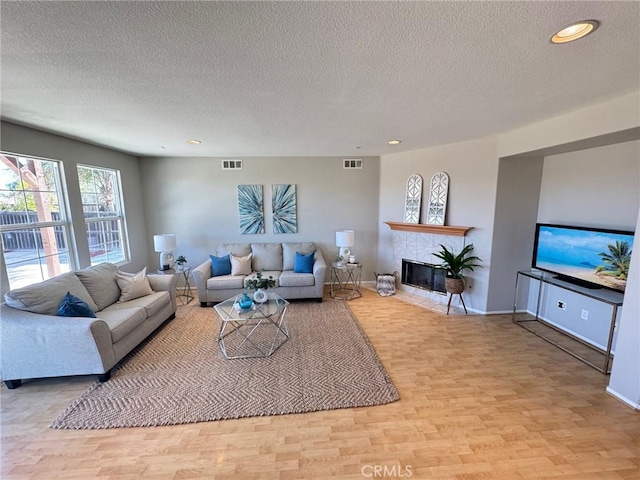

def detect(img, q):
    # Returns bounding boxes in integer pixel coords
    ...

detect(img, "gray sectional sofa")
[192,242,327,305]
[0,263,178,389]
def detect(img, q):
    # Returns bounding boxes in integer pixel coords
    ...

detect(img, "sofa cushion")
[97,306,147,343]
[294,250,315,273]
[56,292,97,318]
[75,263,121,311]
[279,271,315,287]
[115,268,154,302]
[251,243,283,271]
[216,243,251,257]
[210,254,232,277]
[244,271,281,288]
[4,272,99,316]
[104,291,170,318]
[207,275,246,290]
[283,242,317,270]
[230,253,252,275]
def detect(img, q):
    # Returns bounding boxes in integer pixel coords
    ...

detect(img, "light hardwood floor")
[2,289,638,479]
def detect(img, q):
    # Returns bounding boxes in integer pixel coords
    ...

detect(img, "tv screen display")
[532,223,635,293]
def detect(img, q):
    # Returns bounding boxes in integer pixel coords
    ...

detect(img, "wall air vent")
[343,158,363,169]
[222,159,243,170]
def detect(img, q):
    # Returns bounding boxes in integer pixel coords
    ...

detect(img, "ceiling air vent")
[343,158,363,169]
[222,159,243,170]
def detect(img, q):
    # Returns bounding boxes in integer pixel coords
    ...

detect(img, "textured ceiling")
[1,1,639,157]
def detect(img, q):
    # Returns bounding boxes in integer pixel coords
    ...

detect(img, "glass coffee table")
[213,292,290,359]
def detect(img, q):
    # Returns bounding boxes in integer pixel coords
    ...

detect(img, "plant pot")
[445,277,465,294]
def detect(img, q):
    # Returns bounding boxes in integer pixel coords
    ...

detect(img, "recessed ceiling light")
[388,140,401,145]
[186,139,201,145]
[551,20,599,44]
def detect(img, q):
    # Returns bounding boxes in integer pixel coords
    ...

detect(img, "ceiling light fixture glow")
[551,20,599,44]
[186,139,201,145]
[388,140,401,145]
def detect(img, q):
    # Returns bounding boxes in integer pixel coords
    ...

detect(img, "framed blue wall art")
[272,184,297,234]
[237,184,265,234]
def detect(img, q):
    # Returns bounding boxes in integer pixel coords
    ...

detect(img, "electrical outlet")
[581,309,589,320]
[557,301,566,310]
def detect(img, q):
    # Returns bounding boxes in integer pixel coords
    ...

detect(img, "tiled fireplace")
[390,227,466,304]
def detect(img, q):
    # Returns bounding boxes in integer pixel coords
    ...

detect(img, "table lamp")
[335,230,355,260]
[154,234,177,270]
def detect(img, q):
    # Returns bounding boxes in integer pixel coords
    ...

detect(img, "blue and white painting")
[237,185,264,234]
[272,184,297,234]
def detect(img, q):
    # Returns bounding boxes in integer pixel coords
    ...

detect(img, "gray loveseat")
[0,263,178,389]
[192,242,327,305]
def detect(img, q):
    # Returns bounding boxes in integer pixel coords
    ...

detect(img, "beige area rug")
[51,300,399,429]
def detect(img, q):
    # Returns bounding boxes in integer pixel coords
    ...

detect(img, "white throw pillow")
[230,253,252,276]
[115,267,154,302]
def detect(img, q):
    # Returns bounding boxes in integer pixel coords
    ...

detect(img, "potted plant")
[245,272,276,303]
[175,255,187,272]
[433,244,482,294]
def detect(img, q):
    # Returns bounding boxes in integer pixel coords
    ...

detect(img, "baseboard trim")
[605,386,640,411]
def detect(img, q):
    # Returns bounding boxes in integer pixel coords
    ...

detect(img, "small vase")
[238,292,253,309]
[253,288,268,303]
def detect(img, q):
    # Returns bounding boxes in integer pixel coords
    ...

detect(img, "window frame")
[0,151,77,289]
[77,164,130,267]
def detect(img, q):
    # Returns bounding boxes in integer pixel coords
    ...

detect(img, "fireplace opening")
[402,259,447,294]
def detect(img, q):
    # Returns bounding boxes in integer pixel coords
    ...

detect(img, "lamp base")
[339,247,351,259]
[159,251,175,270]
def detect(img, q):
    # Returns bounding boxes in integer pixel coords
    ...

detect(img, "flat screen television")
[532,223,635,293]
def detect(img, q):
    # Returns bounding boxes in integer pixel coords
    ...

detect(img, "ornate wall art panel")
[272,184,297,233]
[237,184,265,234]
[427,171,449,225]
[403,174,423,224]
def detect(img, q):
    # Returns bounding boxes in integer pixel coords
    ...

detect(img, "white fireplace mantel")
[384,221,472,237]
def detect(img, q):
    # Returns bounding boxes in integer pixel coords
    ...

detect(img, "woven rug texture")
[51,300,399,429]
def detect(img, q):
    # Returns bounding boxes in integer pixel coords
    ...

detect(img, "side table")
[330,262,363,300]
[155,267,194,305]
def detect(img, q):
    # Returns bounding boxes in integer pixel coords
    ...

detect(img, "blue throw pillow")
[210,254,232,276]
[56,292,96,318]
[294,250,315,273]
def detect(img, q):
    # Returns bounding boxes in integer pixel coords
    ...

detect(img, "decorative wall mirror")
[403,174,423,223]
[427,171,449,225]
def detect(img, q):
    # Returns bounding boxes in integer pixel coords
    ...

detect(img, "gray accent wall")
[0,122,149,295]
[486,156,544,313]
[138,156,380,280]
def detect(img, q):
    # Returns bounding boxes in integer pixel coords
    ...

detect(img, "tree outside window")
[0,153,72,289]
[77,165,129,266]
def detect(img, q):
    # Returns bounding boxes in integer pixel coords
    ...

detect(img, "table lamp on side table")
[154,234,177,271]
[335,230,355,265]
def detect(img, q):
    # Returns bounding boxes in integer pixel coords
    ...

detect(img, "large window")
[78,165,129,265]
[0,153,73,289]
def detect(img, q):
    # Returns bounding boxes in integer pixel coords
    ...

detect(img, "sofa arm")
[148,274,179,311]
[192,260,212,303]
[0,303,115,382]
[313,249,328,296]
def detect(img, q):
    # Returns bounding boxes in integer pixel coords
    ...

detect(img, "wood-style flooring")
[2,288,638,479]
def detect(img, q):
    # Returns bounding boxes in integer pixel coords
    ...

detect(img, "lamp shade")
[335,230,354,247]
[153,234,176,253]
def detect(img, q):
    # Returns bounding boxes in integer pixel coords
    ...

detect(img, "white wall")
[608,210,640,408]
[538,141,640,229]
[0,122,149,295]
[377,137,499,313]
[139,156,380,280]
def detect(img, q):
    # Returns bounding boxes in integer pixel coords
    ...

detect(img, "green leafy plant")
[175,255,187,266]
[595,240,632,279]
[245,271,276,290]
[433,244,482,280]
